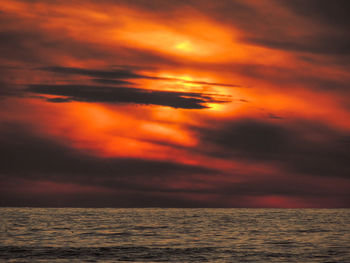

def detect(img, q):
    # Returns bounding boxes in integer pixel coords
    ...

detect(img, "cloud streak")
[27,84,229,109]
[39,66,241,88]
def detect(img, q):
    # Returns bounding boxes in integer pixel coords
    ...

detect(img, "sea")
[0,208,349,262]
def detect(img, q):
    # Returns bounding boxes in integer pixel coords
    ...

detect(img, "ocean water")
[0,208,349,262]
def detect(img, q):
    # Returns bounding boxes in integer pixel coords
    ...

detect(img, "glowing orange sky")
[0,0,349,208]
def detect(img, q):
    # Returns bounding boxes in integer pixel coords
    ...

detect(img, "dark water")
[0,208,349,262]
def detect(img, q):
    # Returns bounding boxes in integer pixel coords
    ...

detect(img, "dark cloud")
[0,30,111,64]
[268,113,284,120]
[39,66,241,88]
[281,0,350,30]
[202,175,349,204]
[92,78,135,85]
[0,82,15,97]
[220,62,350,93]
[200,119,291,159]
[0,124,216,183]
[26,84,229,109]
[1,124,348,207]
[45,97,72,103]
[240,1,350,57]
[39,66,151,80]
[246,35,350,56]
[0,80,26,99]
[0,124,221,207]
[0,31,41,63]
[199,119,350,179]
[277,1,350,57]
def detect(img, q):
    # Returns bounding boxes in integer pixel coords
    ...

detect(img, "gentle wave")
[0,208,349,262]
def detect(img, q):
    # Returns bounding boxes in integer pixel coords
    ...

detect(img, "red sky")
[1,0,350,207]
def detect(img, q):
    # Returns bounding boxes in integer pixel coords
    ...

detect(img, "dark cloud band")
[39,66,241,88]
[27,84,229,109]
[198,119,350,179]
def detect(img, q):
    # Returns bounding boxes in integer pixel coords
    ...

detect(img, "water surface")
[0,208,349,262]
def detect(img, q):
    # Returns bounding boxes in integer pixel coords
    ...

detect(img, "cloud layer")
[0,0,350,207]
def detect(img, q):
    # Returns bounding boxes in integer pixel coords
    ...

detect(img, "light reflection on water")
[0,208,349,262]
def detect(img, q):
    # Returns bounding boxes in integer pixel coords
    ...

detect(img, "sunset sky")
[1,0,349,208]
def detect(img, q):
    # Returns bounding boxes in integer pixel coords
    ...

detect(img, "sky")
[0,0,350,208]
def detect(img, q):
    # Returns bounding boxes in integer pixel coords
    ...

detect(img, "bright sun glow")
[175,41,193,52]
